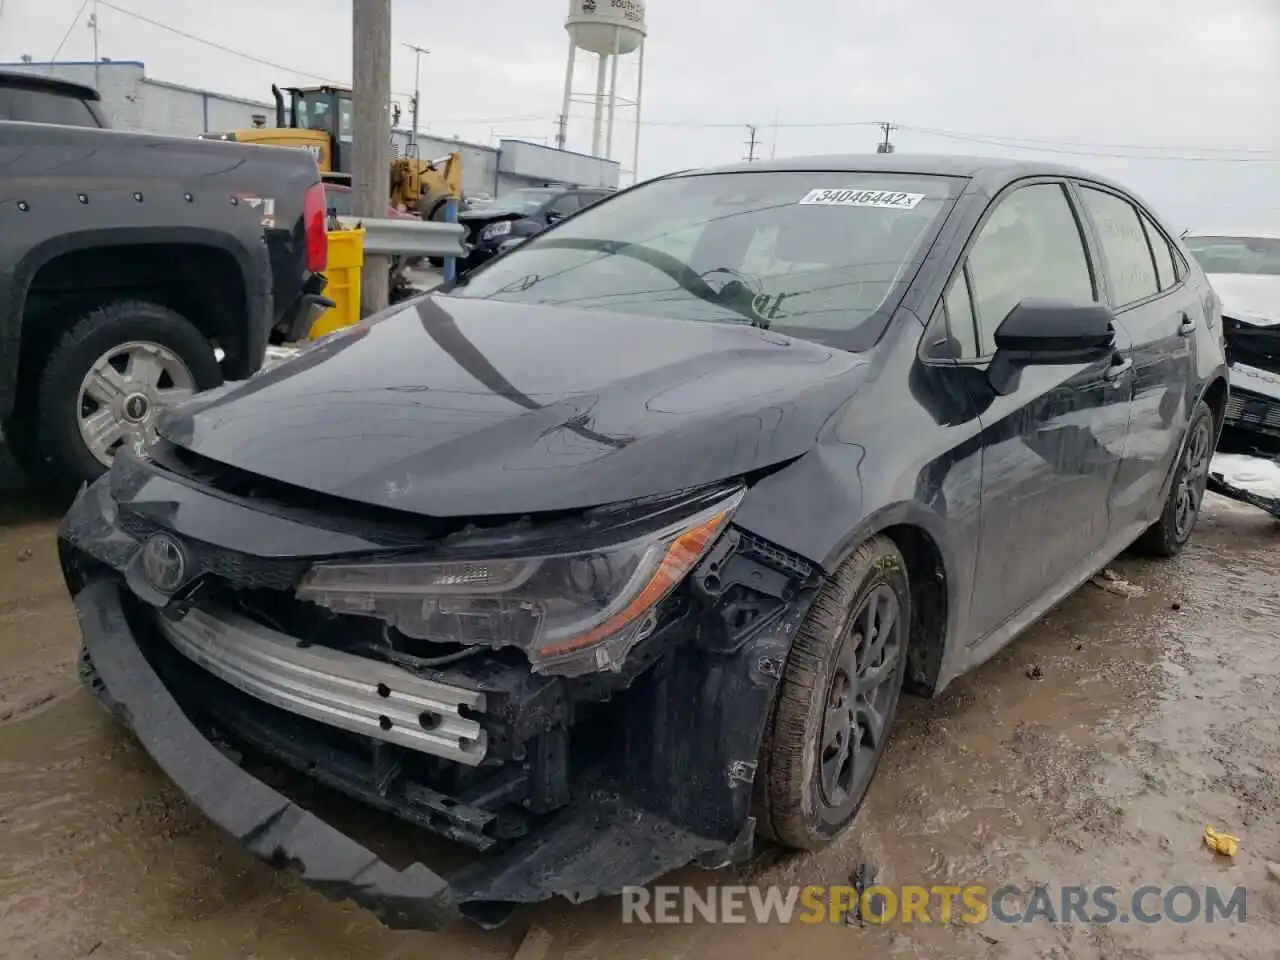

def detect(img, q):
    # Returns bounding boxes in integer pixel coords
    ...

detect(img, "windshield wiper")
[532,238,766,326]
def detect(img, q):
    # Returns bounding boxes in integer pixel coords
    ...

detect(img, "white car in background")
[1183,229,1280,445]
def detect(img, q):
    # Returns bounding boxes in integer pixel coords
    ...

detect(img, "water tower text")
[609,0,645,23]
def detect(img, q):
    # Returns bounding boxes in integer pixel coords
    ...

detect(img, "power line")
[52,4,1280,163]
[87,1,460,109]
[97,0,346,84]
[559,111,1277,161]
[897,124,1280,162]
[901,123,1280,155]
[52,0,91,59]
[560,112,1277,159]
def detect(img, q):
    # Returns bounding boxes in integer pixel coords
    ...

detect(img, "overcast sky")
[3,0,1277,228]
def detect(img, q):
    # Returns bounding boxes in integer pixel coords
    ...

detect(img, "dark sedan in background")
[456,184,612,271]
[60,154,1226,931]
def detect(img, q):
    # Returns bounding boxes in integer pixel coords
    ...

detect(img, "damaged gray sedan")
[60,154,1227,930]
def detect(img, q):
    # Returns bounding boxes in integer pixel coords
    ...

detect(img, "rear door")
[1073,184,1195,530]
[955,180,1135,640]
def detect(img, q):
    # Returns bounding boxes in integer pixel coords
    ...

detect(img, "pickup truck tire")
[755,535,909,851]
[33,300,223,491]
[2,411,47,481]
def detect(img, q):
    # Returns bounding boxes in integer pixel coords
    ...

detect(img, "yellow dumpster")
[309,227,364,339]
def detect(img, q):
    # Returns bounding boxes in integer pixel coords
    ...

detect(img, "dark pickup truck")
[0,70,330,491]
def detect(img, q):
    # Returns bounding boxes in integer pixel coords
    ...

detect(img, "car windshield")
[1184,236,1280,276]
[481,189,561,216]
[446,171,960,347]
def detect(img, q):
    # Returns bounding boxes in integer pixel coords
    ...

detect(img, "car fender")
[733,439,965,688]
[2,225,264,416]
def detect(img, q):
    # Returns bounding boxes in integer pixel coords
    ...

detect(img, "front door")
[1073,184,1196,531]
[954,181,1135,641]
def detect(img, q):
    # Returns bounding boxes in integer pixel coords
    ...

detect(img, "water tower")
[559,0,647,173]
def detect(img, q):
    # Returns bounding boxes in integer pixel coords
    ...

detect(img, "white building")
[2,59,619,196]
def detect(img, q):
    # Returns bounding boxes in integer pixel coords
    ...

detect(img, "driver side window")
[948,182,1095,358]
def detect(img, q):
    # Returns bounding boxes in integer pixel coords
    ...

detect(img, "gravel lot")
[1,453,1277,960]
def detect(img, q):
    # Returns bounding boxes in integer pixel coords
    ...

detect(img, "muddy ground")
[1,453,1278,960]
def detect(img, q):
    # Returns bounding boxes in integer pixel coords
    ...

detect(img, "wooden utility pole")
[353,0,392,316]
[402,42,428,155]
[877,121,896,154]
[744,124,761,161]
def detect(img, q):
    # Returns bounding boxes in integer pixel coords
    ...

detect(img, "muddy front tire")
[756,535,910,851]
[1133,399,1215,558]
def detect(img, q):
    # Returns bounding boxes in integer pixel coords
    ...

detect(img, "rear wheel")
[756,535,910,850]
[32,300,223,492]
[1133,399,1215,558]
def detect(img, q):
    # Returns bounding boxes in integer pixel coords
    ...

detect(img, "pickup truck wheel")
[1132,400,1215,558]
[757,535,909,851]
[34,301,223,491]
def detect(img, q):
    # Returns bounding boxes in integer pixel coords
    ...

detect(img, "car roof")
[677,152,1131,194]
[0,69,101,101]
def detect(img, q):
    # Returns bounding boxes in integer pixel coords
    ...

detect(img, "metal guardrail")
[335,216,467,259]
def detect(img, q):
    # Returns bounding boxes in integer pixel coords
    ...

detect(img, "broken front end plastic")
[58,448,820,928]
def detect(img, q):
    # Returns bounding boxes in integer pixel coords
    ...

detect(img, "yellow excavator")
[202,84,463,221]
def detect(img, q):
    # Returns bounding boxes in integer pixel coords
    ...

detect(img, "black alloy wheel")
[756,535,911,851]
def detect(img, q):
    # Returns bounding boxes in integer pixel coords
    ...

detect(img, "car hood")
[1208,273,1280,327]
[159,296,868,518]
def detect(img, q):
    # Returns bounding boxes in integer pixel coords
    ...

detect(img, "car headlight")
[481,220,512,240]
[294,489,744,677]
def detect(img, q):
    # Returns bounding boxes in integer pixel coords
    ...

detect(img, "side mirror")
[545,211,564,224]
[987,299,1116,395]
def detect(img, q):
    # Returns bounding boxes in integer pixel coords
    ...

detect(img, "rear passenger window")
[1078,187,1159,307]
[966,182,1095,356]
[1139,212,1180,291]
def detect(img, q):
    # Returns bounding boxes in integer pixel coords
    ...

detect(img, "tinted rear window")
[0,87,101,127]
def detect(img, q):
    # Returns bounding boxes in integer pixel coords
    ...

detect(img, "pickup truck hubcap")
[77,341,196,467]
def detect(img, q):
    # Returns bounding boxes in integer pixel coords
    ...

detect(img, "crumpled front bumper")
[75,580,461,929]
[60,470,783,930]
[72,579,754,930]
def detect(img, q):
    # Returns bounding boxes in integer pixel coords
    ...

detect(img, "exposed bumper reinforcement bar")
[74,581,461,931]
[157,605,488,765]
[72,579,748,931]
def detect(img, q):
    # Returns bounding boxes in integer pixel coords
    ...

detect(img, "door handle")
[1104,355,1134,383]
[1178,314,1197,336]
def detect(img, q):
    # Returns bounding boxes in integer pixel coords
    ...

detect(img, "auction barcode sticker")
[798,189,925,209]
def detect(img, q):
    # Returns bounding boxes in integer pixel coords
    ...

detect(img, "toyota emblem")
[141,533,187,593]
